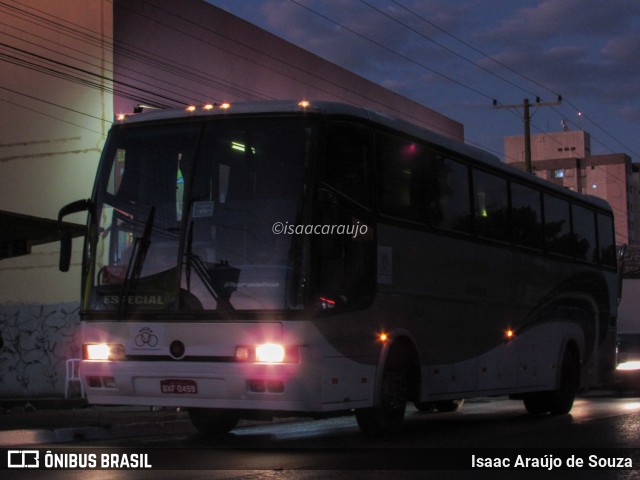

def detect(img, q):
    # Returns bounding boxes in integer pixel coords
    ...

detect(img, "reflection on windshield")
[89,117,308,314]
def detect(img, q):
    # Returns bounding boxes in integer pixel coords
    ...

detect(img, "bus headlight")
[84,343,126,361]
[617,361,640,371]
[235,344,299,363]
[256,343,285,363]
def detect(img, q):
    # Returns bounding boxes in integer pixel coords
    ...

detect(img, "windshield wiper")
[119,206,155,316]
[184,221,235,314]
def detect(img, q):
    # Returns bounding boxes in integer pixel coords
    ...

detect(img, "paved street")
[3,393,640,479]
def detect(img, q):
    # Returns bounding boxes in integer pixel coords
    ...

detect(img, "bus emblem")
[135,327,159,347]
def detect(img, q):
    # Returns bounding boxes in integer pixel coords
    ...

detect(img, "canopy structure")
[0,210,85,260]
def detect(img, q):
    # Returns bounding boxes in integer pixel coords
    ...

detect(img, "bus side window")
[323,122,371,208]
[572,205,597,263]
[544,194,572,257]
[315,122,375,307]
[511,182,544,250]
[313,189,375,307]
[473,169,509,243]
[376,131,426,223]
[427,155,472,234]
[597,213,616,267]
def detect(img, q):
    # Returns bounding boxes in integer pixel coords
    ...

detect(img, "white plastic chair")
[65,358,85,399]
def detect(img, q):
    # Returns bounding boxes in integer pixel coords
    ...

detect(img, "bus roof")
[115,100,612,212]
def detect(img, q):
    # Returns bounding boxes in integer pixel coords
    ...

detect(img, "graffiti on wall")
[0,303,81,397]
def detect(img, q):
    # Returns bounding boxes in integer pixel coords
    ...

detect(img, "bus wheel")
[189,408,240,436]
[355,355,409,436]
[523,344,581,415]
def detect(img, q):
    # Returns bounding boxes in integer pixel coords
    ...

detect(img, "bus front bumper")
[81,359,319,411]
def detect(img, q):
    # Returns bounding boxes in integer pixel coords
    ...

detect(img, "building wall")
[112,0,464,141]
[0,0,113,304]
[0,0,113,398]
[504,130,591,163]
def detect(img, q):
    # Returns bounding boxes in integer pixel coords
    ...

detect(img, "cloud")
[484,0,640,41]
[473,0,640,109]
[601,29,640,65]
[620,106,640,123]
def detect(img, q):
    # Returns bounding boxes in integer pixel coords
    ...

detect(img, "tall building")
[504,130,639,247]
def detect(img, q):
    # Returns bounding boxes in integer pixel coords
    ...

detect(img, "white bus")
[59,100,621,435]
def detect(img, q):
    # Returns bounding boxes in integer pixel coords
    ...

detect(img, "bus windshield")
[89,116,310,314]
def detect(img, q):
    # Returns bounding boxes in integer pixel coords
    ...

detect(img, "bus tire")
[548,344,581,414]
[523,343,581,415]
[355,354,409,436]
[189,408,240,436]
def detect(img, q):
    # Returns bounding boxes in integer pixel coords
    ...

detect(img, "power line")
[494,97,562,173]
[358,0,540,99]
[388,0,639,160]
[389,0,561,99]
[5,0,637,165]
[1,0,272,103]
[287,0,494,101]
[114,0,466,136]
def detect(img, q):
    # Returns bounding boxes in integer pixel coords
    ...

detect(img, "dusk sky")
[209,0,640,163]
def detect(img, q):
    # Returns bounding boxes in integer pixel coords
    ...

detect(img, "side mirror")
[617,244,627,304]
[58,199,92,272]
[59,228,73,272]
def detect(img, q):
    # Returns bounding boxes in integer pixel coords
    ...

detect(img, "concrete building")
[504,130,639,247]
[0,0,462,398]
[113,0,463,140]
[0,0,112,398]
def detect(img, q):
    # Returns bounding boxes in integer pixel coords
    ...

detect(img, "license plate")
[160,379,198,394]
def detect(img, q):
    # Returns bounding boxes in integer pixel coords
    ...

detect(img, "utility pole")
[493,96,562,174]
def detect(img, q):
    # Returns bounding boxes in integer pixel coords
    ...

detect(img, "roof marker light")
[220,102,231,110]
[298,100,310,109]
[186,105,197,112]
[116,113,126,121]
[203,104,214,110]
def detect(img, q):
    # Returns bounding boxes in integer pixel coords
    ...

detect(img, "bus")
[59,100,621,436]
